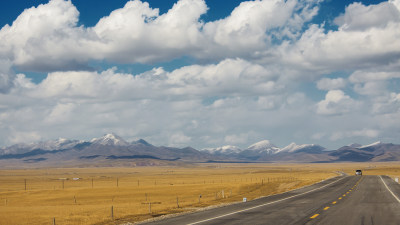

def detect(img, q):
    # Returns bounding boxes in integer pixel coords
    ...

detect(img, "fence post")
[24,179,27,191]
[149,202,151,214]
[92,178,93,188]
[117,178,119,187]
[176,196,179,208]
[53,217,56,225]
[111,206,114,220]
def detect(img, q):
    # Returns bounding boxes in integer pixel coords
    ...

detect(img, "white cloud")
[19,58,279,101]
[224,133,249,145]
[330,129,380,141]
[316,90,357,115]
[169,132,192,147]
[0,59,15,93]
[370,92,400,114]
[280,0,400,73]
[334,1,400,31]
[45,102,76,124]
[317,78,346,90]
[353,81,388,96]
[0,0,92,71]
[349,70,400,83]
[92,0,207,63]
[0,0,322,71]
[7,130,42,144]
[198,0,315,59]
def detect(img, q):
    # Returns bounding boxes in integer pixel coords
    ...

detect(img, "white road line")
[379,175,400,203]
[187,176,347,225]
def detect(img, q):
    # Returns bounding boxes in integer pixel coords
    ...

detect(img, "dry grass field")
[0,162,398,225]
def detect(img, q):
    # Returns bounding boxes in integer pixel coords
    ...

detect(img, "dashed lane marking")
[323,207,330,210]
[310,214,319,219]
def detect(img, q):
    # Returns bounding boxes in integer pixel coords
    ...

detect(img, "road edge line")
[379,175,400,203]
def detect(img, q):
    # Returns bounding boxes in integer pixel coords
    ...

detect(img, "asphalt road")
[144,175,400,225]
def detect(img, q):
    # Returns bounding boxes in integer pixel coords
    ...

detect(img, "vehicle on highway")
[355,169,362,175]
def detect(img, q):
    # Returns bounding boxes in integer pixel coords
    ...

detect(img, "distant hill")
[328,141,400,162]
[0,134,399,168]
[0,133,216,168]
[202,140,400,163]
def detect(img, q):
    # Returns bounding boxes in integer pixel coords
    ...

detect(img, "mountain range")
[0,134,399,168]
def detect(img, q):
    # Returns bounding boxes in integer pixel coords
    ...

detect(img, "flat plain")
[0,162,399,225]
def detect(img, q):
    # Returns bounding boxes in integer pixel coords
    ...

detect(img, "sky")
[0,0,399,150]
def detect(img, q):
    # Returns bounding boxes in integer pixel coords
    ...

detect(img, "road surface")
[144,175,400,225]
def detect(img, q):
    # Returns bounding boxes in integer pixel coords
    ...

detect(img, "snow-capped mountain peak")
[358,141,382,149]
[278,143,313,153]
[246,140,279,154]
[277,142,298,153]
[247,140,272,149]
[247,140,277,150]
[91,133,129,146]
[277,143,325,154]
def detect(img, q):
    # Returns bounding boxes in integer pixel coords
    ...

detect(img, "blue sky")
[0,0,399,150]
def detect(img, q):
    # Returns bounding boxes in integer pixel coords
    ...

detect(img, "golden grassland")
[0,162,399,225]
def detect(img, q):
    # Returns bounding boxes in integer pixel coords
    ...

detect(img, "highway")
[144,175,400,225]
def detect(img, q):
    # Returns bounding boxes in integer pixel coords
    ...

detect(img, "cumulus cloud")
[316,90,357,115]
[280,0,400,74]
[0,0,93,71]
[0,0,322,72]
[17,58,278,101]
[92,0,207,63]
[334,0,400,31]
[197,0,319,59]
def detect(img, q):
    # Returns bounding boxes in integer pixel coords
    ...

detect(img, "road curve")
[143,175,400,225]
